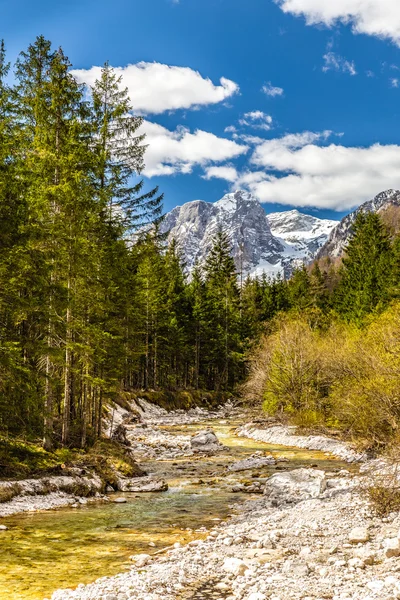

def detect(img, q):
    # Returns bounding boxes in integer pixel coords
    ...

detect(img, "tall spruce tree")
[335,212,393,323]
[204,229,241,389]
[91,63,163,230]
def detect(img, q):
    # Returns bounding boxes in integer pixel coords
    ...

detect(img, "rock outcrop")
[161,190,338,278]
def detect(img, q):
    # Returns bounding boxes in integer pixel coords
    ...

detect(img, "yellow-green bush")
[330,305,400,448]
[246,303,400,450]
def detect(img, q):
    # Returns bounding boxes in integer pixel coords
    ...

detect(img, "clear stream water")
[0,421,348,600]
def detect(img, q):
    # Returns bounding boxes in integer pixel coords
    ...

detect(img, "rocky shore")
[0,400,234,518]
[48,466,400,600]
[237,423,367,463]
[3,401,399,600]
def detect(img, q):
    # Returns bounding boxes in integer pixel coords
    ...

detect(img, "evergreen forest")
[1,36,400,454]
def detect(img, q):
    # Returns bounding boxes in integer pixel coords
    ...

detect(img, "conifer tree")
[310,262,330,311]
[204,229,241,389]
[91,63,163,230]
[335,212,393,323]
[288,265,312,310]
[187,263,206,389]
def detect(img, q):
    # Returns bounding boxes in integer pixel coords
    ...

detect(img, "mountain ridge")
[161,191,339,278]
[317,189,400,259]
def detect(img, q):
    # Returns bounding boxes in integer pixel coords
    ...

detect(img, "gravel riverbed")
[48,467,400,600]
[2,402,398,600]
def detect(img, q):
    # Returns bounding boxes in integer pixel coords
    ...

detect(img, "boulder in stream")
[117,476,168,493]
[190,429,223,454]
[228,453,276,472]
[264,468,326,505]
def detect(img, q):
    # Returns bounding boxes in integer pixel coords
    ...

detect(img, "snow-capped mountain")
[267,210,339,268]
[317,189,400,259]
[161,190,339,278]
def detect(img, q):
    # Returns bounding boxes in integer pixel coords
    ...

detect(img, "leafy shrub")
[246,303,400,450]
[367,485,400,517]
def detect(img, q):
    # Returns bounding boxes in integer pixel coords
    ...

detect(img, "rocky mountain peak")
[161,191,338,278]
[317,189,400,259]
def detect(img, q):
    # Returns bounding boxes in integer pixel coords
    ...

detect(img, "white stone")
[263,468,327,504]
[222,557,249,576]
[366,580,385,593]
[348,557,364,569]
[385,538,400,559]
[224,537,234,546]
[349,527,369,544]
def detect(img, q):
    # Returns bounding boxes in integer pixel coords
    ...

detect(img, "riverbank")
[0,400,236,518]
[1,401,398,600]
[237,422,367,463]
[48,466,400,600]
[46,413,400,600]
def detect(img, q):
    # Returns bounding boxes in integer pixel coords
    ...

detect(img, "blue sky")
[2,0,400,220]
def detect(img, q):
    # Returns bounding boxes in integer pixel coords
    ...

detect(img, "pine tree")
[288,265,312,310]
[310,262,330,311]
[91,63,163,231]
[203,229,241,389]
[335,212,393,323]
[15,38,99,447]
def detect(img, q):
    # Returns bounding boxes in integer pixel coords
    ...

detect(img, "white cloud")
[239,111,273,131]
[322,52,357,75]
[262,82,284,97]
[239,132,400,210]
[210,131,400,211]
[140,121,248,177]
[275,0,400,46]
[203,166,239,182]
[234,133,266,145]
[224,125,237,133]
[391,77,399,87]
[72,62,239,115]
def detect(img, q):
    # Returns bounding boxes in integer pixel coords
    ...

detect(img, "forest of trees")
[246,210,400,451]
[1,36,400,452]
[0,36,273,448]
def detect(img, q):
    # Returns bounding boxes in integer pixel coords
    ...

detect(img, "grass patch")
[73,439,145,490]
[0,435,143,492]
[0,437,75,478]
[367,484,400,517]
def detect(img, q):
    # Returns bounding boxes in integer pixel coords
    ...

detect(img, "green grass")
[0,436,144,488]
[0,437,75,478]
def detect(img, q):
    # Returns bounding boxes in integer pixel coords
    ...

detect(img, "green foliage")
[335,212,393,323]
[367,485,400,518]
[0,437,75,477]
[3,35,400,458]
[248,302,400,450]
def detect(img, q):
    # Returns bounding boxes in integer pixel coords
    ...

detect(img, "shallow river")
[0,420,348,600]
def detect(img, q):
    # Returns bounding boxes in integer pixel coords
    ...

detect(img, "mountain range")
[161,189,400,278]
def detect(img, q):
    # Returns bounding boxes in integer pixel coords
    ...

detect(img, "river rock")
[222,557,248,575]
[191,429,223,454]
[227,454,276,472]
[117,477,168,493]
[349,526,370,544]
[0,524,8,530]
[113,497,127,503]
[263,468,326,504]
[384,538,400,558]
[130,554,152,567]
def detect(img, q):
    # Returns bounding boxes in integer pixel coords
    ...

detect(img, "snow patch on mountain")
[162,191,339,278]
[317,189,400,259]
